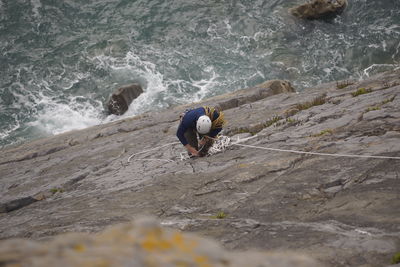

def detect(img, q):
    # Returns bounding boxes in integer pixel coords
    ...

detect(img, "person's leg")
[184,129,198,150]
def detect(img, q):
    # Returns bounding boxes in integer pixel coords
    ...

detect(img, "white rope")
[127,142,180,163]
[127,135,400,163]
[207,135,232,155]
[208,135,400,160]
[234,143,400,160]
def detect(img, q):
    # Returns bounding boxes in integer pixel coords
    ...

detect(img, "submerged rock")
[290,0,348,20]
[256,79,296,95]
[107,83,143,115]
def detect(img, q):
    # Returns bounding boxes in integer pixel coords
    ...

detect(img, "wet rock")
[107,83,143,115]
[256,79,296,95]
[290,0,348,20]
[0,217,322,267]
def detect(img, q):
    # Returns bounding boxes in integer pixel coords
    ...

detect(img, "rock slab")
[0,71,400,267]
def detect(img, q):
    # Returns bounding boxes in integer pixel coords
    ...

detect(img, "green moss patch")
[211,211,227,219]
[365,106,381,112]
[50,188,64,194]
[392,252,400,264]
[351,87,372,97]
[381,95,395,105]
[311,129,333,137]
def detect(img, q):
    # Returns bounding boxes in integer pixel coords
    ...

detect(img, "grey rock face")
[290,0,348,20]
[211,79,295,111]
[0,72,400,267]
[107,83,143,115]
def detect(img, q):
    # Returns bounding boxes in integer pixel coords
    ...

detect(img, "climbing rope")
[234,142,400,160]
[127,135,400,163]
[225,135,400,160]
[127,142,180,163]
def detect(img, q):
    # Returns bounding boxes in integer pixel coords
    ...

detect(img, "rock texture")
[0,217,321,267]
[0,71,400,267]
[107,83,143,115]
[290,0,348,20]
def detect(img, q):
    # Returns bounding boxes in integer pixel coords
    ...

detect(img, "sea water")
[0,0,399,147]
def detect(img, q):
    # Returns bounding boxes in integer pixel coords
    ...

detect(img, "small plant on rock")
[365,106,381,112]
[264,115,282,128]
[212,211,227,219]
[285,117,301,126]
[311,129,333,137]
[336,80,354,89]
[392,252,400,264]
[351,87,372,97]
[236,127,251,134]
[383,81,400,89]
[50,188,64,194]
[295,94,327,111]
[381,95,395,105]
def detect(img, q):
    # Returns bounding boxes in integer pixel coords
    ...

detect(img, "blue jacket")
[176,107,222,146]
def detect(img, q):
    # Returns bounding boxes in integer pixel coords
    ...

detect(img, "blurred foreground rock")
[0,217,322,267]
[290,0,348,20]
[107,83,143,115]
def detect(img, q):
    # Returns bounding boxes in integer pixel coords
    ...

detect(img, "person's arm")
[177,111,200,157]
[176,123,189,146]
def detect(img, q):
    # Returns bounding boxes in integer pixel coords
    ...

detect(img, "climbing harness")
[127,134,400,163]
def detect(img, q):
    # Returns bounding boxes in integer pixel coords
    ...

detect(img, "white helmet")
[196,115,212,134]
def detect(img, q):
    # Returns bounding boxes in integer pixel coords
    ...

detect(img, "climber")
[176,106,226,157]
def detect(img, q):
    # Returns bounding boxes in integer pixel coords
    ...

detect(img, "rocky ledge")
[0,70,399,267]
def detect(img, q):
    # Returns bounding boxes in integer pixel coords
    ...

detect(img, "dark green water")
[1,0,399,147]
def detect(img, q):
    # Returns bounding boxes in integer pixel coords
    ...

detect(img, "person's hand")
[190,151,200,157]
[185,144,199,157]
[199,138,207,146]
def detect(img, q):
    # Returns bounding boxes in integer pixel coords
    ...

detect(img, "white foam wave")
[29,94,103,135]
[0,120,20,141]
[362,64,400,78]
[30,0,41,18]
[92,51,169,118]
[90,49,225,122]
[189,67,220,102]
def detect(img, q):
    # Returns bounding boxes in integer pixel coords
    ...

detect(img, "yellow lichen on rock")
[0,217,323,267]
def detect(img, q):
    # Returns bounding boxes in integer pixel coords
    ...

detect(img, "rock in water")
[256,80,296,95]
[290,0,348,20]
[107,83,143,115]
[0,217,322,267]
